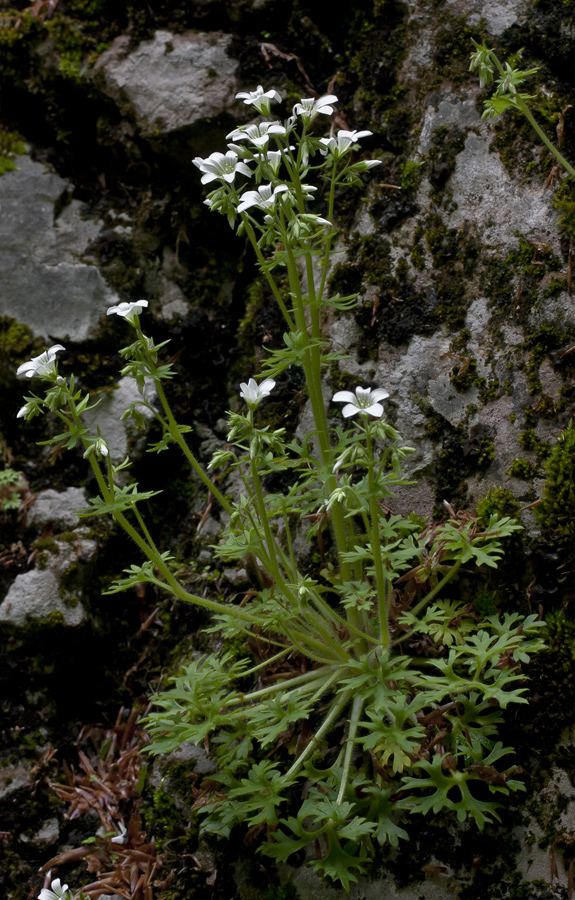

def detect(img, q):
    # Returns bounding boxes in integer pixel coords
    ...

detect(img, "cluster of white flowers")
[191,84,379,213]
[16,88,388,426]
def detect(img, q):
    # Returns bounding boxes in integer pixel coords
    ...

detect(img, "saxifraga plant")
[16,87,544,889]
[469,40,575,181]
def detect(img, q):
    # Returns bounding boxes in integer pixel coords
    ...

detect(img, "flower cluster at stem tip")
[192,85,381,219]
[15,88,392,423]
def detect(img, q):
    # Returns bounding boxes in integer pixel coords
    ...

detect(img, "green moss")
[400,159,423,192]
[476,486,521,526]
[265,880,298,900]
[0,316,43,390]
[449,357,485,393]
[518,427,550,457]
[473,589,497,617]
[534,422,575,540]
[483,237,563,326]
[507,458,537,479]
[409,236,425,270]
[523,322,575,395]
[33,538,60,554]
[479,377,501,403]
[432,424,496,517]
[60,561,84,592]
[0,127,25,176]
[427,126,466,194]
[554,179,575,241]
[327,362,357,393]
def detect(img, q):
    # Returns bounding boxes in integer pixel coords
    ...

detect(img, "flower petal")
[332,391,356,404]
[370,388,389,402]
[366,403,384,417]
[342,404,358,417]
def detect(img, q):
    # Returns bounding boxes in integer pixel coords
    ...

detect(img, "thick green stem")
[336,694,364,805]
[367,429,390,648]
[285,689,352,781]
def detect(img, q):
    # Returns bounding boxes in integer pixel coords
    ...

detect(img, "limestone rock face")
[0,568,85,628]
[27,487,88,530]
[94,30,240,135]
[0,528,96,628]
[0,154,119,341]
[83,376,157,463]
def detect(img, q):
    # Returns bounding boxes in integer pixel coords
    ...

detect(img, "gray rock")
[94,30,239,135]
[158,277,188,319]
[28,487,88,529]
[0,763,34,801]
[223,567,247,585]
[447,132,558,251]
[465,0,530,34]
[0,568,85,627]
[417,93,482,155]
[83,376,156,463]
[20,817,59,849]
[0,154,119,341]
[168,740,217,775]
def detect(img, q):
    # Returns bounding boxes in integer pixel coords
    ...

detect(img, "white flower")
[192,150,252,184]
[264,149,283,174]
[332,386,389,418]
[111,822,128,844]
[107,300,148,324]
[235,85,282,116]
[16,344,65,380]
[293,94,338,120]
[239,377,276,407]
[237,183,289,214]
[38,878,72,900]
[319,129,372,157]
[226,121,286,149]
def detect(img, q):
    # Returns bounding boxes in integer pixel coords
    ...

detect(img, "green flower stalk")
[469,40,575,180]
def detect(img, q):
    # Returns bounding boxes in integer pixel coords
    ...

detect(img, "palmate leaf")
[400,743,520,828]
[144,652,249,753]
[359,784,409,847]
[311,828,370,891]
[262,797,374,890]
[224,761,291,825]
[444,691,503,757]
[104,553,175,593]
[359,693,430,769]
[247,693,315,748]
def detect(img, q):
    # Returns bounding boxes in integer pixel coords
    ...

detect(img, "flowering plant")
[469,40,575,179]
[18,89,543,888]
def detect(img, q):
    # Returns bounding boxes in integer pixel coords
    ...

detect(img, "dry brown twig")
[43,710,165,899]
